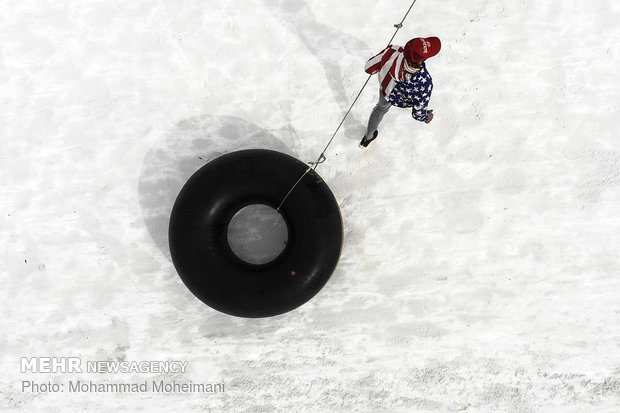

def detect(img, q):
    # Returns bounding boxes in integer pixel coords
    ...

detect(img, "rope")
[276,0,419,212]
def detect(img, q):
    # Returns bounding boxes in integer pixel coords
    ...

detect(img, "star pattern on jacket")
[388,64,434,122]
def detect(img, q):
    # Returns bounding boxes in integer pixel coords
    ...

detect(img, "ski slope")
[2,0,620,411]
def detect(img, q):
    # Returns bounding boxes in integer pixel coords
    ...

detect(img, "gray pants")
[364,92,391,138]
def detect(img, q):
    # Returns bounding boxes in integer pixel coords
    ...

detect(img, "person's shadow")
[260,0,373,140]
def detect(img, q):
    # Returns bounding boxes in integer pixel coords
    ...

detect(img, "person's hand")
[425,110,434,124]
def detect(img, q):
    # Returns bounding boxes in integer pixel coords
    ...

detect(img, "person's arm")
[412,76,434,123]
[413,106,433,123]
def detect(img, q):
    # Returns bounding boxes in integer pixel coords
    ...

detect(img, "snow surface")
[2,0,620,411]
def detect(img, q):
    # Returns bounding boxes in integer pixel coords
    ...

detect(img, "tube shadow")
[138,114,294,261]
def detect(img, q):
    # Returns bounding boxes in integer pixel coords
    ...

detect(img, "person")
[360,37,441,147]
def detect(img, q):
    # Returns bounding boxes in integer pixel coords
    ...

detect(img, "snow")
[2,0,620,411]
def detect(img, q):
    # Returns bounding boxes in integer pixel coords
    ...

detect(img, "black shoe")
[359,130,378,148]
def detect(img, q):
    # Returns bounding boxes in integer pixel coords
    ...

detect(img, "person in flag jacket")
[360,37,441,147]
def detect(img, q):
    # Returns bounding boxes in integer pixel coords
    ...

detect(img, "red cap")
[404,37,441,63]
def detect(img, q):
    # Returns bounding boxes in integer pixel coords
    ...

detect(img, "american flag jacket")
[365,45,434,122]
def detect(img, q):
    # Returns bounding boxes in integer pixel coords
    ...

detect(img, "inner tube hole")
[226,204,288,265]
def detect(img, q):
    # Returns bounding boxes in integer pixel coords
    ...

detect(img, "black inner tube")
[168,149,343,318]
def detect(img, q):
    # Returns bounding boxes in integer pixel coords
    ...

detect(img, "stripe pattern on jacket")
[364,45,405,99]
